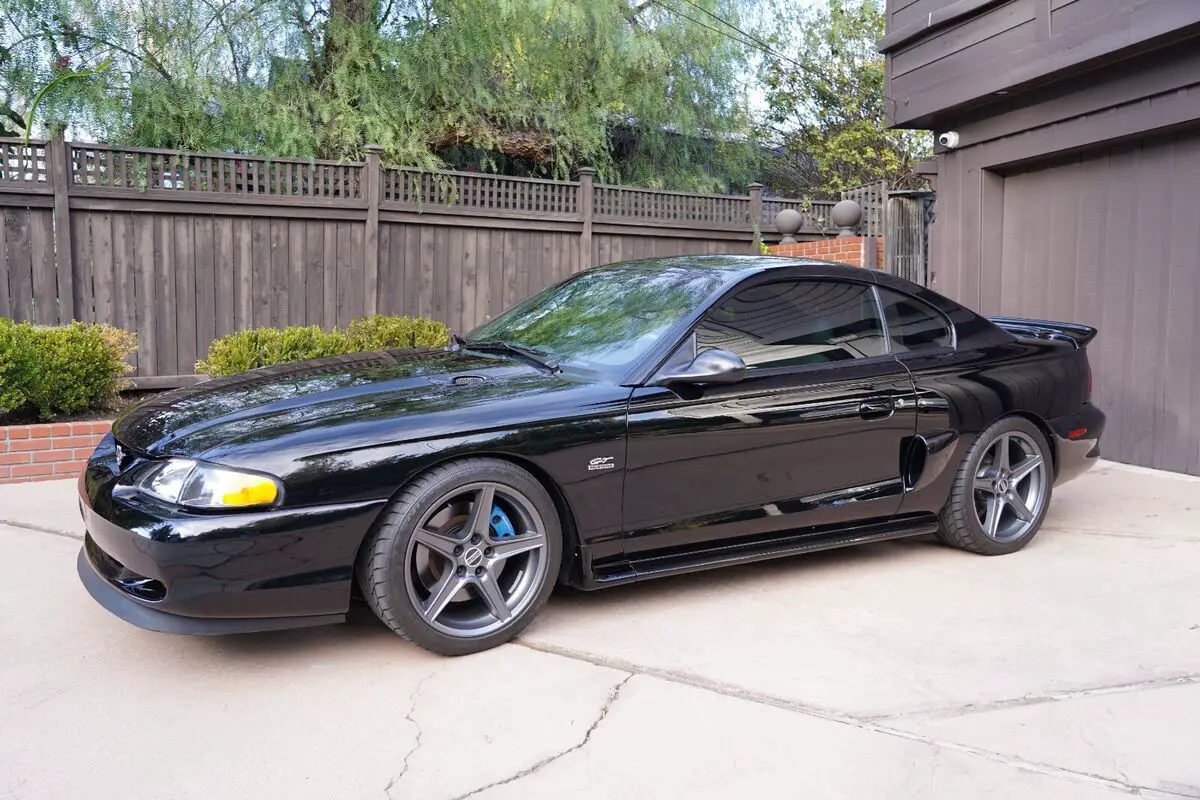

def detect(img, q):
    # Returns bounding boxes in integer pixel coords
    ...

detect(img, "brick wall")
[0,421,112,484]
[769,236,884,269]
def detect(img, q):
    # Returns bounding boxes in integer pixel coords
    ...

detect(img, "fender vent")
[452,375,485,386]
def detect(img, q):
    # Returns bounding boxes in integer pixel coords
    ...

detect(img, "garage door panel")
[998,133,1200,474]
[1047,160,1081,323]
[1130,144,1174,469]
[1164,137,1200,473]
[1071,155,1106,345]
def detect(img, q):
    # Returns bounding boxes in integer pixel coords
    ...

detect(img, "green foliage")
[0,319,38,413]
[2,0,763,191]
[345,315,453,351]
[0,320,136,420]
[21,61,113,144]
[196,326,350,376]
[198,315,451,376]
[760,0,931,197]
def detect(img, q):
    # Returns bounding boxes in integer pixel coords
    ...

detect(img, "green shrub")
[198,315,450,377]
[345,315,451,350]
[196,326,349,376]
[0,320,137,420]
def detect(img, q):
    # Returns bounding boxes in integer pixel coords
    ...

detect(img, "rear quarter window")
[877,288,954,352]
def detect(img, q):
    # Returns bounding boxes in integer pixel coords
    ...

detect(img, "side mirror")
[653,348,747,386]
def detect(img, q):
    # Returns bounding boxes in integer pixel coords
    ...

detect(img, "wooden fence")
[0,136,858,384]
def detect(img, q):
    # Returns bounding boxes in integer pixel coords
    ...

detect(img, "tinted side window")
[696,280,887,370]
[878,288,953,352]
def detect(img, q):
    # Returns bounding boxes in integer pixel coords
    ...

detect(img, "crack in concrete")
[1074,718,1131,787]
[384,667,443,799]
[446,673,633,800]
[515,638,1173,798]
[0,519,82,540]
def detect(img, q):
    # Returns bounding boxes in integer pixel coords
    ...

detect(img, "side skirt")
[582,514,939,589]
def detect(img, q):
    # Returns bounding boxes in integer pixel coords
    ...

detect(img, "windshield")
[465,265,728,380]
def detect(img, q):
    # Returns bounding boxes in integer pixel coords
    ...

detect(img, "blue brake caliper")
[489,505,516,539]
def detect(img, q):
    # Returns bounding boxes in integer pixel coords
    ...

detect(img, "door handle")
[858,399,894,420]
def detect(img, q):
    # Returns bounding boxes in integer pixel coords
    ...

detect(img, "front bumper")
[77,435,387,635]
[77,549,346,634]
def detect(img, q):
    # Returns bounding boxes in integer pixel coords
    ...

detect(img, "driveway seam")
[1043,526,1200,543]
[869,672,1200,723]
[0,519,82,540]
[516,638,1173,797]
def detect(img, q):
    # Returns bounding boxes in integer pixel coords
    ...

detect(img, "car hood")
[112,348,587,458]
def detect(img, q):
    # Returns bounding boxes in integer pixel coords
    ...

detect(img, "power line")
[652,0,820,78]
[675,0,798,68]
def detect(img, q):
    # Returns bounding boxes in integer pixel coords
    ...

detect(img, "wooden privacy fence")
[0,136,861,384]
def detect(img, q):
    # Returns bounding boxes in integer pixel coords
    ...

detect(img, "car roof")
[590,254,872,283]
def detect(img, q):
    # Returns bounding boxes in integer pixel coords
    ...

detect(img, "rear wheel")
[357,459,562,655]
[937,417,1053,555]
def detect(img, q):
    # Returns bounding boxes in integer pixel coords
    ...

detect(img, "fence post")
[363,144,382,316]
[48,134,75,322]
[747,182,763,253]
[577,167,595,270]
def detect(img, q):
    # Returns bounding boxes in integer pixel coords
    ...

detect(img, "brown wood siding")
[889,0,959,33]
[948,41,1200,150]
[882,0,1200,127]
[1050,0,1128,36]
[889,19,1043,98]
[890,0,1038,78]
[982,134,1200,475]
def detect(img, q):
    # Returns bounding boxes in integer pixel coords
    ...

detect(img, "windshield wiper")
[463,340,561,373]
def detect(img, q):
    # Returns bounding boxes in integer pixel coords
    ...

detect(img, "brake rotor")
[415,503,516,603]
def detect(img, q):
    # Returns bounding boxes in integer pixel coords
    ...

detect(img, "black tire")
[936,416,1054,556]
[356,458,562,656]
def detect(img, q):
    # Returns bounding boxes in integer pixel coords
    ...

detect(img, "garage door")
[996,132,1200,474]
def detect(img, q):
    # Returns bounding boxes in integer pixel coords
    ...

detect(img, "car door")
[622,277,918,562]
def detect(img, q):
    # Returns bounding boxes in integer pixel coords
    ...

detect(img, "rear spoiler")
[988,316,1098,349]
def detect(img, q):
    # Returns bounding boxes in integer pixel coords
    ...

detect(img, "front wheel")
[357,459,562,655]
[937,417,1053,555]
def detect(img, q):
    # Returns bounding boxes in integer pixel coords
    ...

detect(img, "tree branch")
[376,0,395,30]
[195,0,249,82]
[37,28,178,87]
[293,4,319,71]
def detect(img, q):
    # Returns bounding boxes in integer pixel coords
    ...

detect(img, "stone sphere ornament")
[831,200,863,236]
[773,208,804,244]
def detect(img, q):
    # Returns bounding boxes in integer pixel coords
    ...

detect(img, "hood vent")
[452,374,485,386]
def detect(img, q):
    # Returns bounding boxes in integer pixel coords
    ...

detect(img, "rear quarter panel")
[896,338,1090,516]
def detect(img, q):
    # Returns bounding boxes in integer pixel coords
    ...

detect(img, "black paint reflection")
[466,261,733,380]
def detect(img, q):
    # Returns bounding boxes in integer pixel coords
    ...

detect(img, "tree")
[759,0,930,198]
[0,0,765,191]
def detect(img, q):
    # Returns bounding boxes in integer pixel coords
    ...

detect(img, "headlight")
[137,459,281,509]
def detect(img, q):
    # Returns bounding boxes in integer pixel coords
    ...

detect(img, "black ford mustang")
[78,256,1104,655]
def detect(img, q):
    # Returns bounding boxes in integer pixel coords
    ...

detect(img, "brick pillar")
[767,236,883,269]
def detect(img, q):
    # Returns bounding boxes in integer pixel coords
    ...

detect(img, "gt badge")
[587,456,616,471]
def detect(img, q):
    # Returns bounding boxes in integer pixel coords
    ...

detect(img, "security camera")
[938,131,960,148]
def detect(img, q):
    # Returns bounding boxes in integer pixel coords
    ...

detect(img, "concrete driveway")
[1,461,1197,799]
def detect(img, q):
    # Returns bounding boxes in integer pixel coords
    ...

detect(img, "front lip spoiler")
[76,549,345,635]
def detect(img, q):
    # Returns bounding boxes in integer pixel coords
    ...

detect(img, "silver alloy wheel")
[972,431,1049,543]
[404,481,548,638]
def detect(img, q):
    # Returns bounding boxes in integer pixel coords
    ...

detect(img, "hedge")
[0,320,137,420]
[197,315,451,377]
